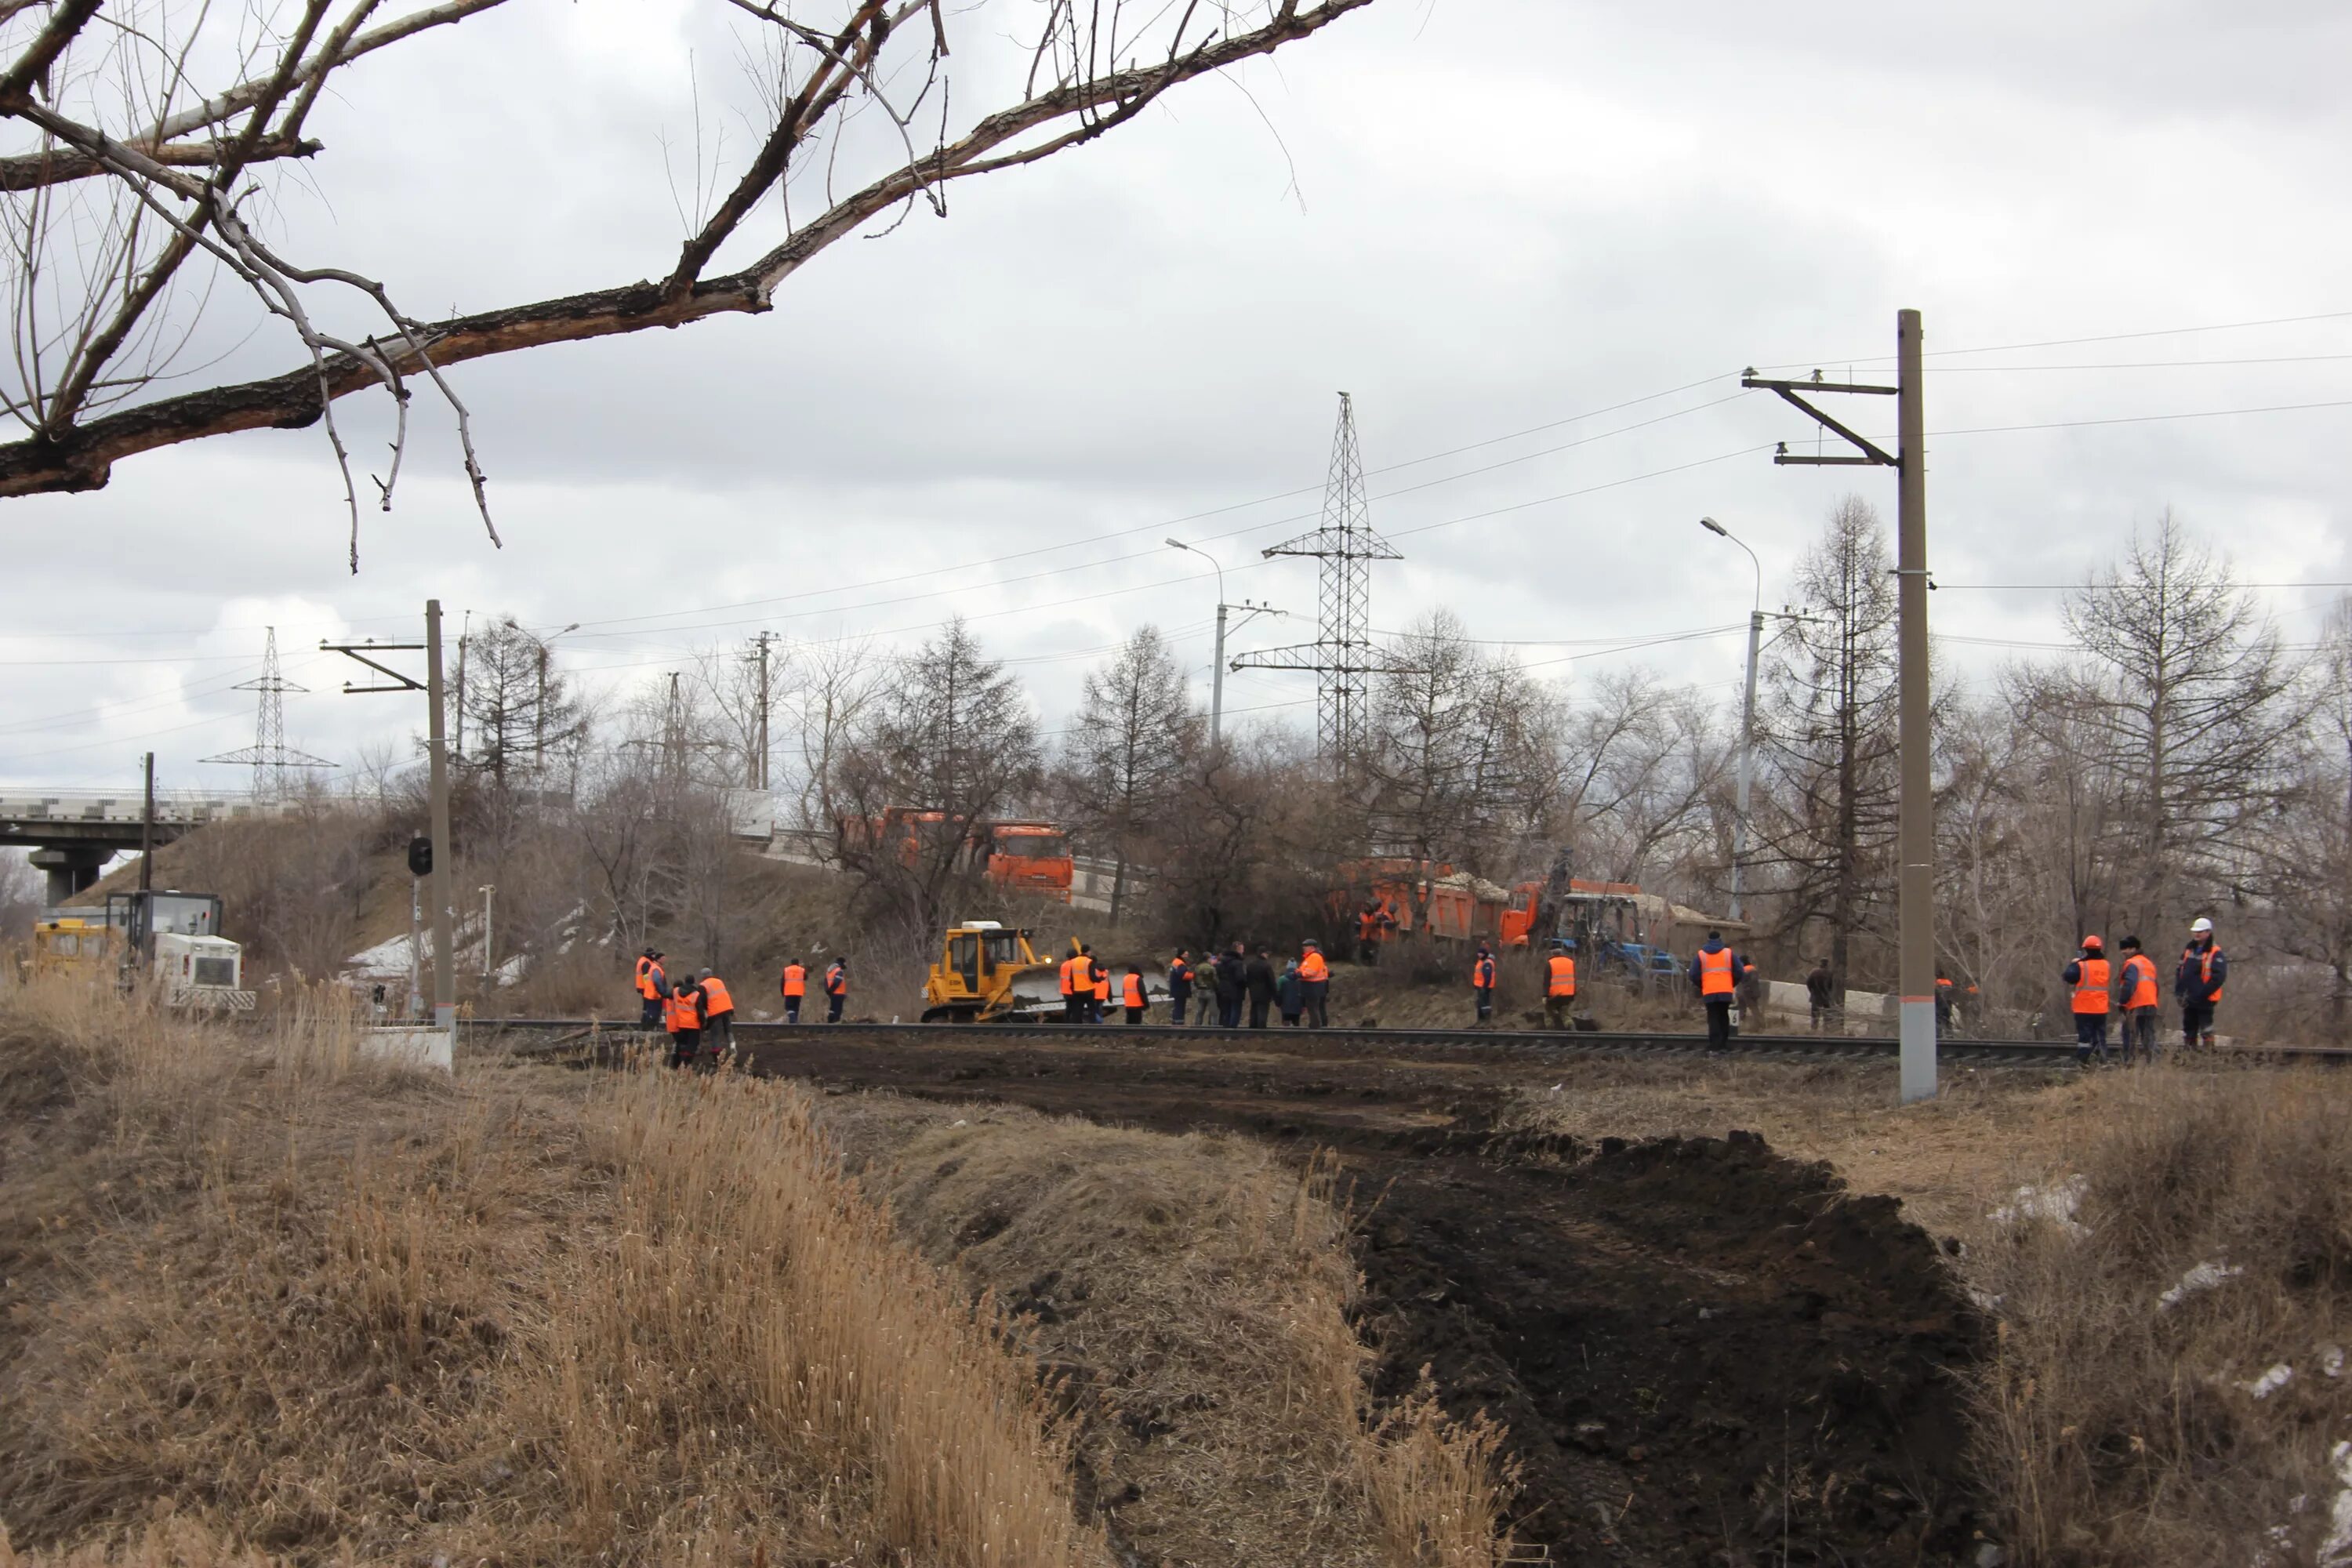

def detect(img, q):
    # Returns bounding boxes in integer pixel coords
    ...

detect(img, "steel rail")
[449,1015,2334,1069]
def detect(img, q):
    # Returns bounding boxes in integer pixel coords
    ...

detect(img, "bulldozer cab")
[30,915,116,981]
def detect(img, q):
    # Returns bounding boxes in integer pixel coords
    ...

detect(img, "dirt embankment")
[737,1029,1987,1565]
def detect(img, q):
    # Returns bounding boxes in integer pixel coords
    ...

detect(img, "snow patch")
[2318,1442,2352,1568]
[1987,1175,2089,1236]
[2325,1345,2346,1379]
[2159,1260,2245,1311]
[2241,1363,2295,1400]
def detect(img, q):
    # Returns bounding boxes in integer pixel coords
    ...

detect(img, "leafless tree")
[1360,610,1557,933]
[694,637,786,790]
[1548,666,1726,895]
[782,632,884,840]
[0,0,1376,562]
[1755,495,1900,988]
[2255,596,2352,1037]
[2059,510,2307,939]
[1056,624,1199,924]
[829,616,1040,927]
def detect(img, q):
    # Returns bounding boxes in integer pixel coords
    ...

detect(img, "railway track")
[465,1016,2352,1070]
[460,1015,2283,1069]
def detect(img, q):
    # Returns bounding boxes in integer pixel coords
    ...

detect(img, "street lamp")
[1700,517,1763,923]
[534,622,581,759]
[1164,539,1280,750]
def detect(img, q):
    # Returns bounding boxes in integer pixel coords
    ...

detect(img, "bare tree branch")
[0,131,322,191]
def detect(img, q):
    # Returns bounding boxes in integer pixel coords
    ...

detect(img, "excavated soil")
[713,1028,1984,1565]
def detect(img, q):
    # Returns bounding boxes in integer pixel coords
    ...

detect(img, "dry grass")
[818,1096,1515,1567]
[0,977,1105,1566]
[1967,1065,2352,1566]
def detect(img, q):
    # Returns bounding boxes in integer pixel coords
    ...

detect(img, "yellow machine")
[30,915,118,980]
[921,921,1067,1022]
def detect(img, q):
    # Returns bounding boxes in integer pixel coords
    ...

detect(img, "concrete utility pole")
[138,751,155,892]
[426,600,456,1033]
[751,630,779,789]
[478,884,495,981]
[1699,518,1763,922]
[1164,537,1281,750]
[1893,311,1933,1105]
[1742,307,1936,1102]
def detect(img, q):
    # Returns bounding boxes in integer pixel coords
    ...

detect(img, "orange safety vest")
[1298,949,1328,982]
[1059,955,1084,996]
[825,964,847,997]
[1697,947,1736,996]
[634,956,655,996]
[1472,954,1496,990]
[2184,943,2224,1002]
[669,985,702,1029]
[1123,973,1145,1009]
[699,976,733,1015]
[1093,963,1109,1001]
[640,960,666,1000]
[781,964,807,998]
[1169,957,1192,987]
[2121,954,2158,1011]
[2071,956,2111,1015]
[1546,953,1577,998]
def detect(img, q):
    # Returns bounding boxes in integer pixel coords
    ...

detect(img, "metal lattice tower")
[1232,392,1402,769]
[204,627,334,797]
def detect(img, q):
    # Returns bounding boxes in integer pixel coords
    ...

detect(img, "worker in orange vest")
[823,956,848,1023]
[1091,949,1110,1024]
[779,958,808,1025]
[665,972,704,1068]
[1543,942,1577,1030]
[2115,936,2160,1065]
[697,967,735,1059]
[2063,935,2111,1064]
[1688,931,1753,1050]
[636,949,668,1028]
[1120,965,1147,1025]
[1167,949,1195,1025]
[2176,916,2226,1052]
[1471,943,1498,1024]
[1058,945,1090,1025]
[1296,939,1330,1029]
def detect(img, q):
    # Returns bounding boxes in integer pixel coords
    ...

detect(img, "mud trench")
[731,1029,1984,1566]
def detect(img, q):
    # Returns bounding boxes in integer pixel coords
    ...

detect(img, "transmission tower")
[1232,392,1403,771]
[204,627,334,797]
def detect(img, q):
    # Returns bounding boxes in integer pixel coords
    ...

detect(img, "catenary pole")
[426,600,456,1034]
[1740,310,1934,1102]
[1894,309,1935,1102]
[138,750,154,891]
[1700,517,1762,921]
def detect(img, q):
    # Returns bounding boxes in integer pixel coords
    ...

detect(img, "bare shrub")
[1968,1063,2352,1564]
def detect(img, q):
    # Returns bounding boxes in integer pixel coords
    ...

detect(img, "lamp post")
[533,622,581,759]
[1164,538,1227,746]
[1700,517,1764,923]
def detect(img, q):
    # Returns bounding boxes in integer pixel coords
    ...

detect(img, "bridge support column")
[29,845,109,906]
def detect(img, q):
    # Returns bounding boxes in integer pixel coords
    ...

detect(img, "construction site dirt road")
[494,1021,1990,1563]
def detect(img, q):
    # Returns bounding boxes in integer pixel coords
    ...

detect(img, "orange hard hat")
[2081,934,2104,950]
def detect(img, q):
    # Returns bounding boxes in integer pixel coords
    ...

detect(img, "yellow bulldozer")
[921,921,1169,1023]
[921,921,1068,1022]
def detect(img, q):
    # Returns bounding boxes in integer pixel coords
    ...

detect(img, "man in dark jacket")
[1214,943,1247,1028]
[1243,944,1278,1029]
[1688,932,1753,1050]
[1805,960,1835,1033]
[2176,916,2227,1052]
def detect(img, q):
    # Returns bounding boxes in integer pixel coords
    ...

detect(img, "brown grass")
[0,978,1104,1566]
[1966,1065,2352,1566]
[817,1096,1515,1567]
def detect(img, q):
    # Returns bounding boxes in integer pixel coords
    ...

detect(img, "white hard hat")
[2190,916,2214,934]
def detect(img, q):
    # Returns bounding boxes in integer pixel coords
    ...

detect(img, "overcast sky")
[4,0,2349,797]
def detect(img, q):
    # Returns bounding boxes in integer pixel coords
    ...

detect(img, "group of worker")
[2063,917,2228,1064]
[1058,938,1335,1027]
[632,947,850,1069]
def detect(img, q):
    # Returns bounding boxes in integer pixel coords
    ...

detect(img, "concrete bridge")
[0,790,290,902]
